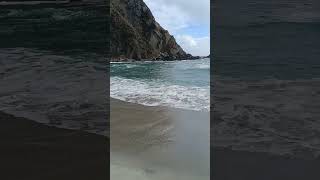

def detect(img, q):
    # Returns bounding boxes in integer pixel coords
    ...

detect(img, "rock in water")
[111,0,190,61]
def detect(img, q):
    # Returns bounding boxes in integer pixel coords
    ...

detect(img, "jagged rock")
[111,0,191,61]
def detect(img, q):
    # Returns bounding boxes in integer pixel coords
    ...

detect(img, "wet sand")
[110,98,210,179]
[0,111,108,180]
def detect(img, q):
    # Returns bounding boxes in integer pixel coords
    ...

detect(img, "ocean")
[111,58,210,111]
[213,0,320,159]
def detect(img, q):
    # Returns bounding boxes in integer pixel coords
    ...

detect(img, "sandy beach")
[110,98,210,179]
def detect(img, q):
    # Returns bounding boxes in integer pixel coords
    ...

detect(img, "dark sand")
[0,111,108,180]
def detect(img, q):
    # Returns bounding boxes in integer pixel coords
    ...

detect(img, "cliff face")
[111,0,190,61]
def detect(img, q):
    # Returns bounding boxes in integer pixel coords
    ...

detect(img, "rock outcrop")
[111,0,191,61]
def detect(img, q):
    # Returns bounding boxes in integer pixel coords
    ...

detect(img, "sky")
[143,0,210,56]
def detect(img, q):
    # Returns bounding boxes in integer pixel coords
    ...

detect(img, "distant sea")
[111,58,210,111]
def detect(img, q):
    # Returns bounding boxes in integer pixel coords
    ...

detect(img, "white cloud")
[177,35,198,47]
[143,0,209,33]
[143,0,210,56]
[143,2,189,32]
[176,35,210,56]
[143,0,209,29]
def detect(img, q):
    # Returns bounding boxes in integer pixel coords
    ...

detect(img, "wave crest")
[111,77,209,111]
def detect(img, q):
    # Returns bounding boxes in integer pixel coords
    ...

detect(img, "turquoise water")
[111,58,210,111]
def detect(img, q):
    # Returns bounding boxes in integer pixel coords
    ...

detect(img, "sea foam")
[110,76,209,111]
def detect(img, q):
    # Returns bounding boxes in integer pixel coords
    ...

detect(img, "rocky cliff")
[111,0,192,61]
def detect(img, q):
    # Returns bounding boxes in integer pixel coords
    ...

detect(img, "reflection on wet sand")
[111,98,210,179]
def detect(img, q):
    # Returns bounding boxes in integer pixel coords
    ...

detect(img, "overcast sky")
[144,0,210,56]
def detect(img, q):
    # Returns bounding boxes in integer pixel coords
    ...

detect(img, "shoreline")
[110,57,208,63]
[110,58,207,63]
